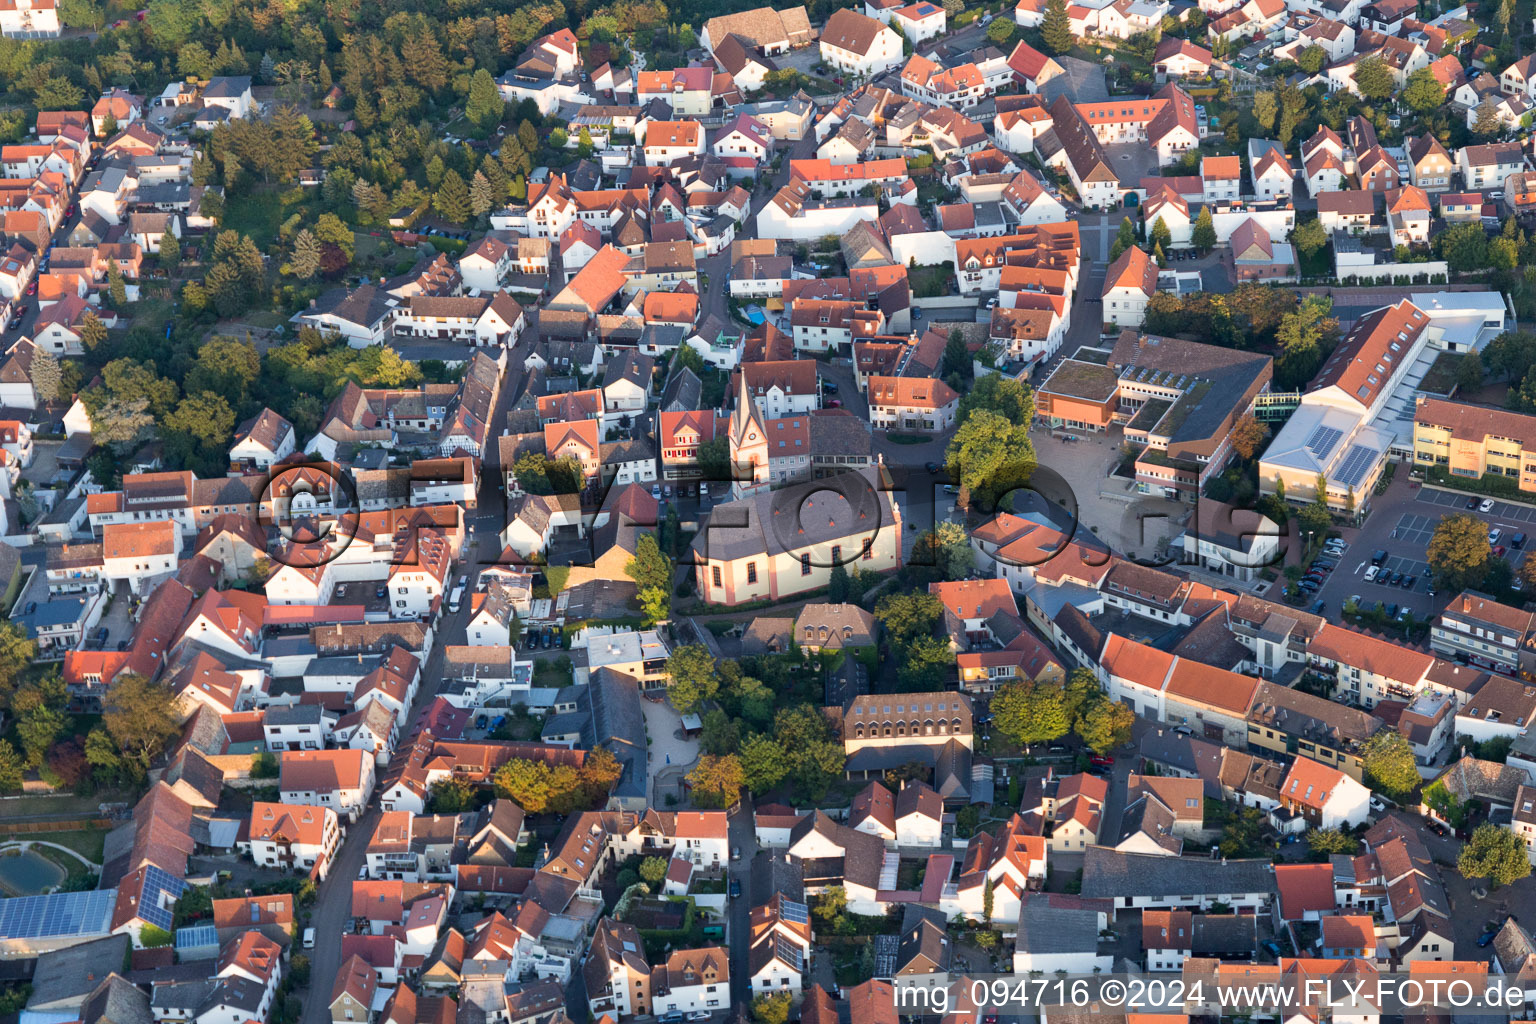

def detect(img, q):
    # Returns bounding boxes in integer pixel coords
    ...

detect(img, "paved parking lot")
[1391,512,1439,548]
[1418,486,1536,530]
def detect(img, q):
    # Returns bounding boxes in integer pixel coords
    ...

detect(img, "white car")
[1479,498,1495,513]
[1363,566,1380,582]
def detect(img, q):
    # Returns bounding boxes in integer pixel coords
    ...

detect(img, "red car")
[1089,754,1113,768]
[1494,545,1508,557]
[25,280,37,296]
[828,398,842,407]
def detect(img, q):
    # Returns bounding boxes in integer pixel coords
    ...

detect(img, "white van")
[303,928,315,949]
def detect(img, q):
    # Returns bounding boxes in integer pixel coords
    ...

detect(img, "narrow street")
[298,568,480,1024]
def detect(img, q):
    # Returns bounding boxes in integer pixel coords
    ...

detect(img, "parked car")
[1262,941,1282,958]
[1298,578,1320,592]
[924,461,940,474]
[1515,532,1527,549]
[1466,497,1480,509]
[1371,549,1388,564]
[1402,576,1416,590]
[1089,755,1113,768]
[731,846,741,861]
[1388,571,1402,586]
[1364,566,1380,582]
[1309,600,1325,614]
[1480,498,1496,513]
[1479,930,1499,947]
[1385,603,1399,618]
[827,399,842,408]
[822,380,839,393]
[728,879,741,898]
[303,928,315,948]
[1426,819,1450,837]
[1494,545,1508,558]
[1490,529,1503,545]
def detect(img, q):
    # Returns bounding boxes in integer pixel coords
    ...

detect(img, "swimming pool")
[0,848,66,895]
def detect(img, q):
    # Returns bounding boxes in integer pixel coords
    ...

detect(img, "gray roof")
[1014,895,1106,955]
[1192,914,1258,954]
[264,703,331,727]
[28,935,132,1011]
[689,467,894,562]
[1080,848,1275,900]
[590,668,647,802]
[81,975,152,1024]
[203,76,252,98]
[660,367,703,413]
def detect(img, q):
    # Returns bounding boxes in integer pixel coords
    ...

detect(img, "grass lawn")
[34,829,105,865]
[909,262,955,299]
[0,787,135,820]
[222,187,313,250]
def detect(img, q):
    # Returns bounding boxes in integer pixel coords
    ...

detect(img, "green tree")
[1041,0,1073,53]
[902,636,955,690]
[1473,100,1502,138]
[687,753,745,807]
[427,776,475,812]
[1148,216,1172,253]
[873,591,943,649]
[828,564,852,602]
[0,740,22,793]
[433,169,471,223]
[465,68,505,136]
[752,992,792,1024]
[625,533,673,592]
[158,231,180,271]
[1361,730,1420,797]
[1297,45,1326,73]
[83,729,122,784]
[1352,55,1393,100]
[638,856,669,885]
[932,520,975,579]
[1458,822,1533,886]
[992,679,1070,746]
[946,408,1036,508]
[739,732,790,792]
[103,674,181,776]
[29,347,61,404]
[0,621,37,710]
[1401,68,1446,114]
[1252,90,1277,133]
[186,338,261,406]
[12,675,66,769]
[1307,828,1357,855]
[1109,216,1137,262]
[1426,512,1492,592]
[285,229,322,279]
[1293,218,1328,260]
[699,709,740,756]
[666,644,719,714]
[986,17,1016,44]
[1438,222,1492,272]
[942,328,970,379]
[470,171,497,218]
[1077,699,1134,753]
[1192,207,1217,252]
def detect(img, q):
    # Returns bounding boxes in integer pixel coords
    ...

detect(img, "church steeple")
[729,371,769,500]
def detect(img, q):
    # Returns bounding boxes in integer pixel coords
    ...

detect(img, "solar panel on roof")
[1305,425,1344,459]
[776,935,805,972]
[1335,444,1379,489]
[0,889,115,939]
[780,899,809,924]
